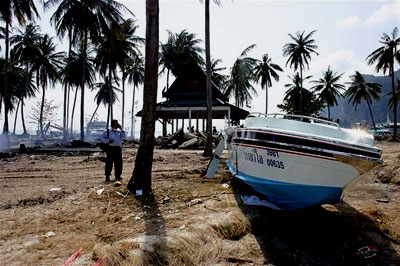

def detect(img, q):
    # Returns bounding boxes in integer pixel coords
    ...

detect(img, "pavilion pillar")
[188,107,192,132]
[228,108,231,126]
[176,118,179,131]
[171,118,174,134]
[182,118,184,131]
[202,117,205,133]
[196,113,199,131]
[162,119,167,137]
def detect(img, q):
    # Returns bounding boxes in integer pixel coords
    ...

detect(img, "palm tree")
[366,27,400,140]
[0,58,33,132]
[45,0,130,140]
[0,0,39,146]
[9,23,40,135]
[116,19,144,129]
[344,71,381,131]
[11,68,36,135]
[160,29,204,88]
[128,0,159,196]
[210,58,227,89]
[254,54,283,114]
[283,30,319,115]
[95,19,143,128]
[29,34,65,138]
[61,49,96,136]
[45,0,78,141]
[10,23,41,67]
[88,76,120,130]
[311,66,345,119]
[203,0,222,157]
[125,54,145,139]
[224,45,258,108]
[278,73,323,116]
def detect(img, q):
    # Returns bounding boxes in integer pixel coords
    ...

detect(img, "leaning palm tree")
[0,0,38,146]
[128,0,159,196]
[366,27,400,140]
[254,54,283,114]
[29,34,65,138]
[344,71,382,131]
[125,54,145,138]
[283,30,319,115]
[224,45,258,108]
[311,66,345,119]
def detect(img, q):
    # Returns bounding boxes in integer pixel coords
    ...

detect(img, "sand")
[0,143,399,265]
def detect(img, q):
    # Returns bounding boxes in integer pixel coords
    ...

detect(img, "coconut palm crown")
[311,66,345,119]
[344,71,381,130]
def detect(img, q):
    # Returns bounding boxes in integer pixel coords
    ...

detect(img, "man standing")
[101,120,126,182]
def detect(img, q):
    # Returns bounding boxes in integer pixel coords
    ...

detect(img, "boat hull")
[227,136,364,210]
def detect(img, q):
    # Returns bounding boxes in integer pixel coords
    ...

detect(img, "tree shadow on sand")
[136,195,169,265]
[230,178,400,266]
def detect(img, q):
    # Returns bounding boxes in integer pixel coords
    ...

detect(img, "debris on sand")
[62,248,83,266]
[49,187,62,192]
[96,188,105,195]
[43,231,56,237]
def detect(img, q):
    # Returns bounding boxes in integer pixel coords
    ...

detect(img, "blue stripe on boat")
[227,159,343,210]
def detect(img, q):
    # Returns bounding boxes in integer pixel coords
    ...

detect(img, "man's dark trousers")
[105,146,123,178]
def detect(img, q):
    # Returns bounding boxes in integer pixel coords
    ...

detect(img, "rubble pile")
[156,129,220,150]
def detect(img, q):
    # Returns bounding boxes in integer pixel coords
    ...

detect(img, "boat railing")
[247,112,340,129]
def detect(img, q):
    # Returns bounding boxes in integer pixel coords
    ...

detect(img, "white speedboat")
[227,113,382,210]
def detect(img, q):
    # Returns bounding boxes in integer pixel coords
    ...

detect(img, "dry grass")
[212,211,251,240]
[0,145,399,265]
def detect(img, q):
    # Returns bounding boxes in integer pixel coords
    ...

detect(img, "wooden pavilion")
[137,61,249,137]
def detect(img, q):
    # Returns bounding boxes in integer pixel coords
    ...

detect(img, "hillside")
[330,70,400,127]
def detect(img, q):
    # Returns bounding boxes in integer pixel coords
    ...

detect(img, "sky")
[1,0,400,135]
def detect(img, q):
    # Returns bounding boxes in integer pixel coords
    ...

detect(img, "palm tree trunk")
[2,22,10,146]
[131,84,136,138]
[67,84,70,138]
[86,103,100,134]
[128,0,159,195]
[109,69,113,122]
[391,58,397,141]
[166,68,170,89]
[80,30,88,140]
[299,66,303,115]
[327,104,331,120]
[107,101,110,128]
[122,75,125,129]
[21,99,27,135]
[70,87,79,136]
[265,87,268,114]
[204,0,213,157]
[13,99,20,135]
[367,100,377,131]
[63,30,73,141]
[40,87,46,138]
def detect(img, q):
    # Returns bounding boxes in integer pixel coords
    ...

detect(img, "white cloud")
[365,1,400,25]
[309,49,355,76]
[336,16,360,28]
